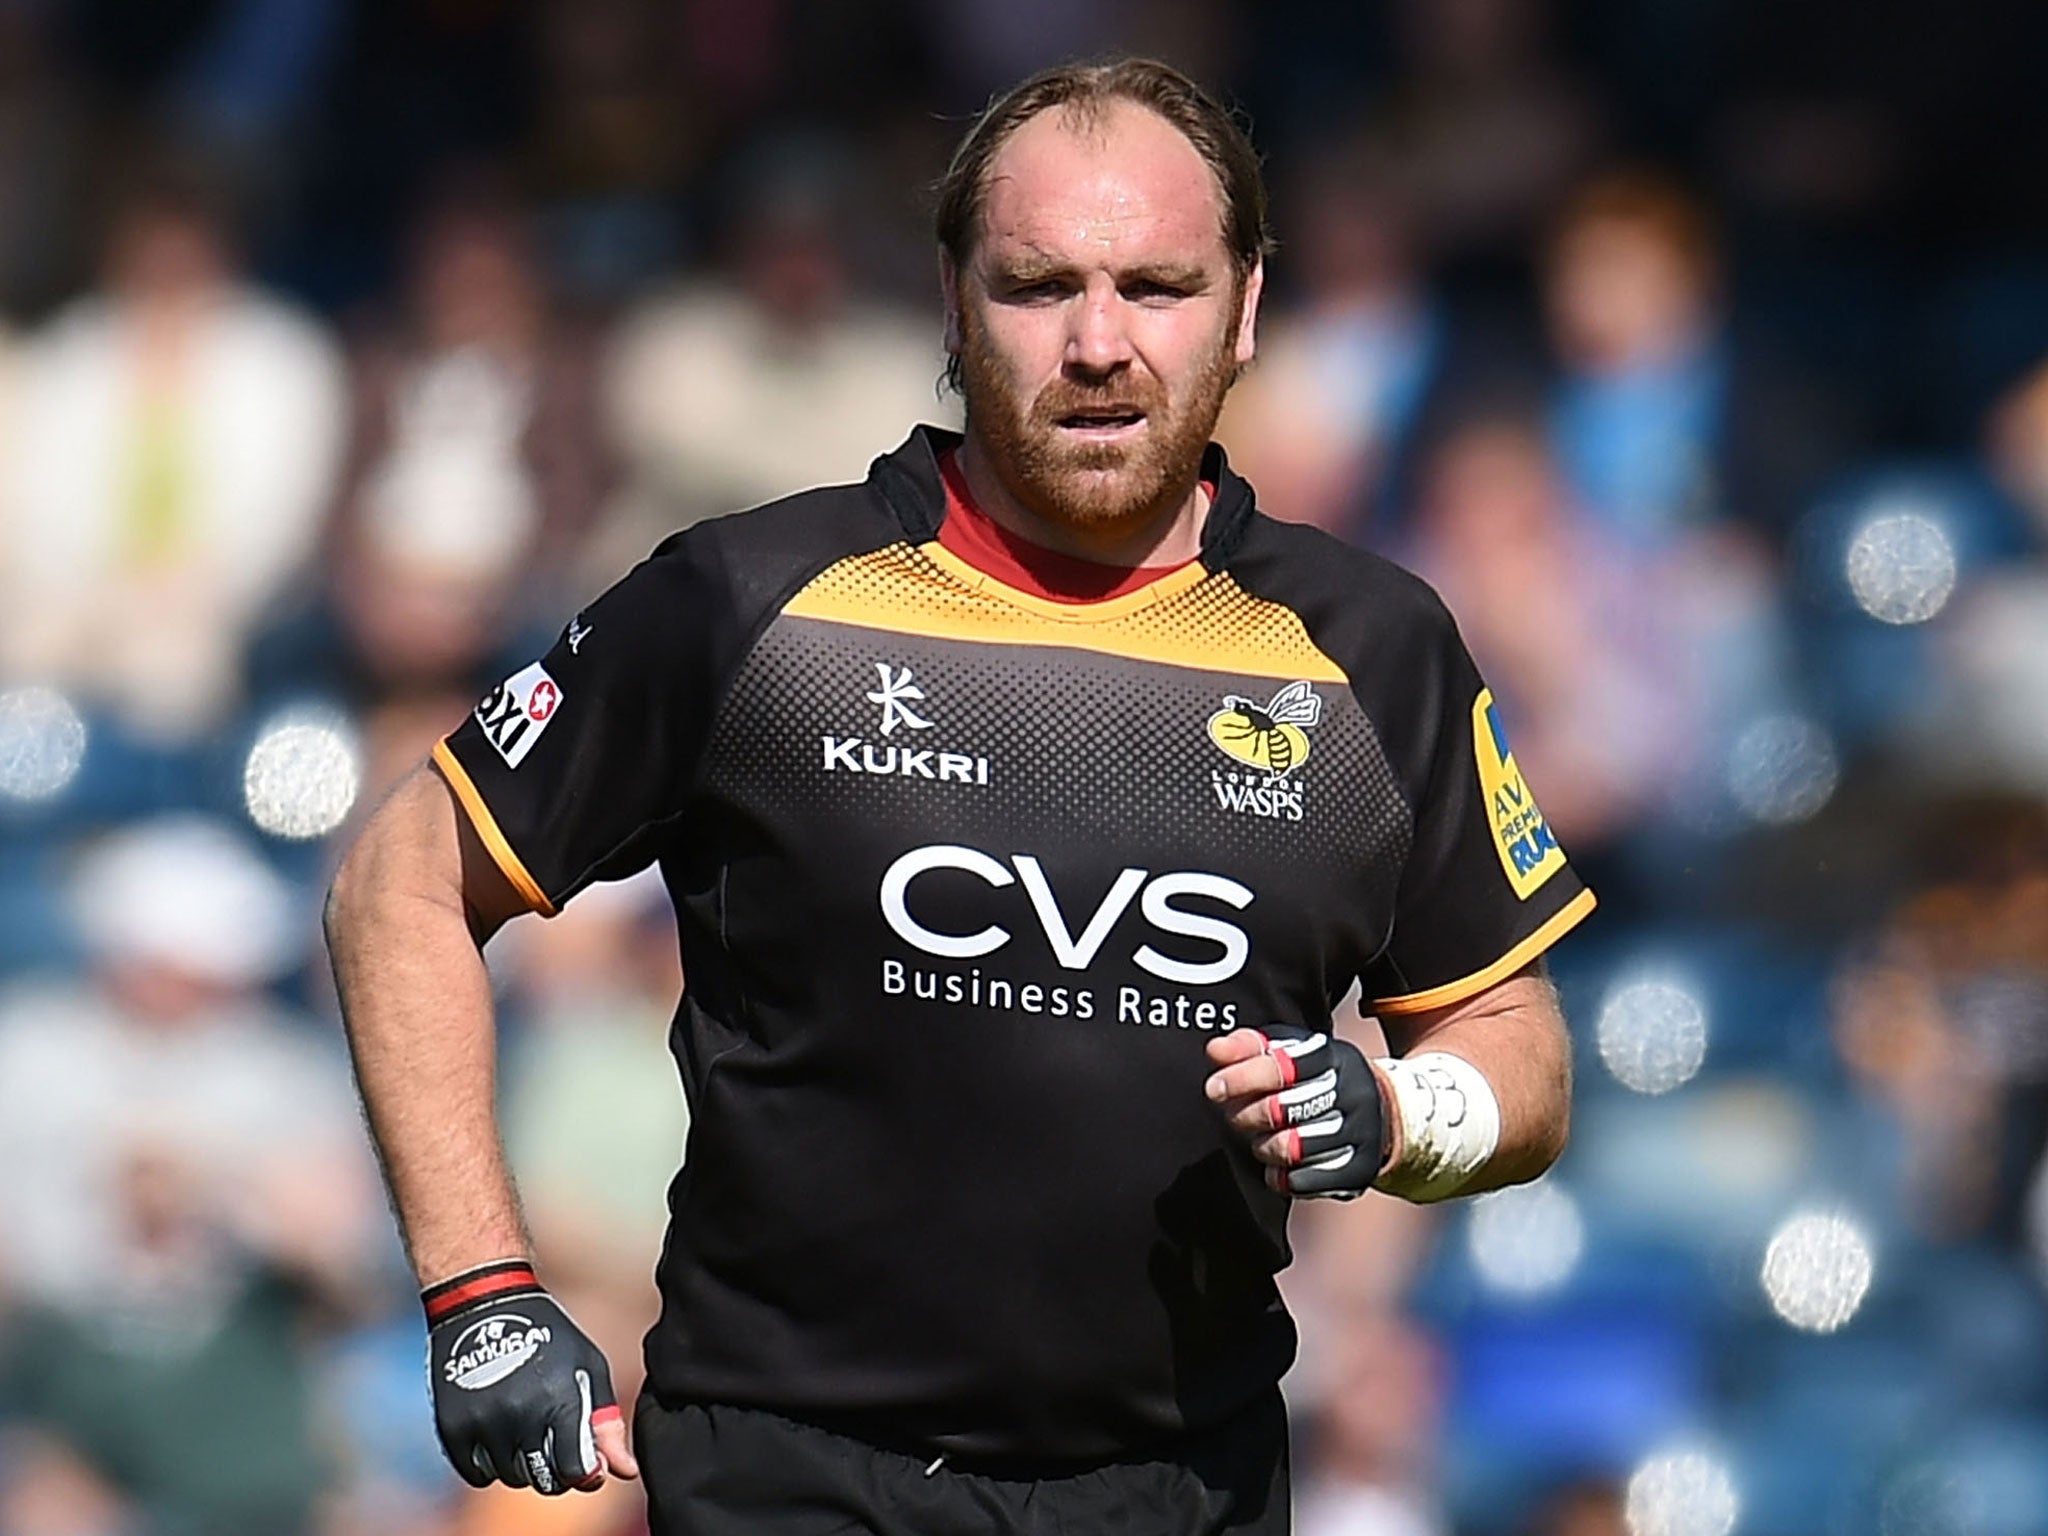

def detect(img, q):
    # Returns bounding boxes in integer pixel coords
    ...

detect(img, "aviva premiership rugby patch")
[1472,689,1563,899]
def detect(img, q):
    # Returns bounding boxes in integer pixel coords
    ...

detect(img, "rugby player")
[326,57,1592,1535]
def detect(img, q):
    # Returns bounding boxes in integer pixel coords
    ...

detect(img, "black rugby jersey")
[437,425,1594,1462]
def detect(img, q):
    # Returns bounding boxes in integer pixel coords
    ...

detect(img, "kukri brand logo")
[864,663,933,734]
[823,663,990,786]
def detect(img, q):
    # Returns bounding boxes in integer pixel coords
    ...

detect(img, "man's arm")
[1373,964,1571,1194]
[1204,961,1571,1200]
[324,763,639,1486]
[324,764,530,1283]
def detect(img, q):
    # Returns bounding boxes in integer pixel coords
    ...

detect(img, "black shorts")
[633,1391,1291,1536]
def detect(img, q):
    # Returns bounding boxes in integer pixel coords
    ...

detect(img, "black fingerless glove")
[424,1260,621,1494]
[1259,1024,1388,1199]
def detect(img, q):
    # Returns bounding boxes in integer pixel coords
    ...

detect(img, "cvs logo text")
[879,844,1252,986]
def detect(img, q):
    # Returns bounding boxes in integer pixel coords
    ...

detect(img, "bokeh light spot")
[0,685,88,802]
[1727,714,1839,826]
[244,712,362,840]
[1626,1447,1740,1536]
[1468,1178,1585,1297]
[1597,971,1709,1095]
[1761,1209,1875,1333]
[1846,507,1958,625]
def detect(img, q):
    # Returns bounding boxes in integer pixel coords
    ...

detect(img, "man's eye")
[1125,281,1189,302]
[1003,280,1068,302]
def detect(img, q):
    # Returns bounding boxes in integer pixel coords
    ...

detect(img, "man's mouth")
[1054,407,1148,437]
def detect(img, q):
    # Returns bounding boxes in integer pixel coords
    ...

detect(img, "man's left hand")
[1204,1025,1386,1198]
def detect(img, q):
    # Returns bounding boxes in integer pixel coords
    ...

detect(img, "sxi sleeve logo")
[475,662,562,769]
[1472,688,1564,899]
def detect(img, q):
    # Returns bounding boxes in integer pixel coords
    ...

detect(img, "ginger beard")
[956,285,1244,541]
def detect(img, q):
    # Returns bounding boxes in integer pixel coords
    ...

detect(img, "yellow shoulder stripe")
[781,542,1349,684]
[432,739,557,917]
[1373,887,1597,1016]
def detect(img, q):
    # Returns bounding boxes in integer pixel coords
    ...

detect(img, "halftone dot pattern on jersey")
[779,542,1350,683]
[700,591,1414,948]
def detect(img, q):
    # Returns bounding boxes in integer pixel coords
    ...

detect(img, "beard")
[957,305,1240,540]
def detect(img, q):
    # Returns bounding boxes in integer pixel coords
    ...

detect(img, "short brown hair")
[1552,169,1719,289]
[934,57,1273,279]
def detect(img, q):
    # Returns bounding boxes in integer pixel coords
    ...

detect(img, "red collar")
[935,450,1201,604]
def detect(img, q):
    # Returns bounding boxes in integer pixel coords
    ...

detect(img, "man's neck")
[954,431,1209,568]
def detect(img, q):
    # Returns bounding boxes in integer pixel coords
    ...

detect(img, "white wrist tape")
[1370,1051,1501,1203]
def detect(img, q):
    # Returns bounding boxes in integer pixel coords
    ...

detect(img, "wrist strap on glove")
[423,1258,620,1496]
[423,1259,543,1324]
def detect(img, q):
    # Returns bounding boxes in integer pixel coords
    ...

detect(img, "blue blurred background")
[4,1,2048,1533]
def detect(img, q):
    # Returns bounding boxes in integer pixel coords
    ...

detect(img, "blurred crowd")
[7,1,2048,1533]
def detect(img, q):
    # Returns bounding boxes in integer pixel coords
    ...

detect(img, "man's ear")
[1233,258,1265,370]
[939,250,962,358]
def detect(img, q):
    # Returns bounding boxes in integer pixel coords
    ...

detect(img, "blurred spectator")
[1834,799,2048,1247]
[274,458,542,705]
[333,182,616,601]
[0,817,378,1534]
[136,0,352,257]
[1372,0,1603,269]
[600,133,953,567]
[1293,1311,1449,1536]
[241,491,547,902]
[1543,170,1841,551]
[0,158,345,743]
[1402,412,1691,853]
[524,0,696,303]
[1220,143,1447,542]
[246,186,593,748]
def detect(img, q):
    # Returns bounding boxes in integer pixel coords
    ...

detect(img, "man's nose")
[1064,278,1134,376]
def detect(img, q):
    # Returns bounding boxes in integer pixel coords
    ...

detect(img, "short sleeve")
[435,546,727,914]
[1360,614,1595,1016]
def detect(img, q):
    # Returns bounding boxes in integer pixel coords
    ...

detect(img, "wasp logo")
[1473,688,1564,899]
[1207,681,1322,780]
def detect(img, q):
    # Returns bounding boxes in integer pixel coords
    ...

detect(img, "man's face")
[945,101,1262,536]
[1547,217,1709,374]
